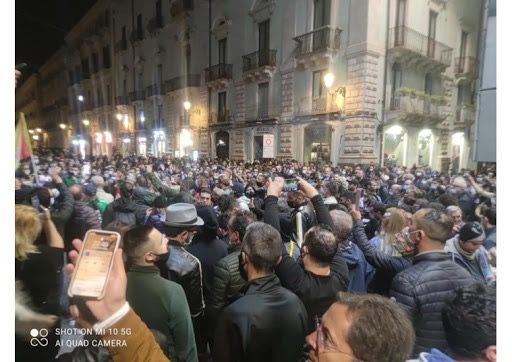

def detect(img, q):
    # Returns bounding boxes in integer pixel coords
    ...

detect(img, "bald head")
[391,184,401,194]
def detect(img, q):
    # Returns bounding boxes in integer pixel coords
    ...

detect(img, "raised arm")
[297,177,333,228]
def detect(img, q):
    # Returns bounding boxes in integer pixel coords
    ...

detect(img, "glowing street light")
[28,129,34,134]
[323,73,335,90]
[32,135,39,140]
[116,113,123,121]
[140,112,145,123]
[183,101,191,111]
[59,123,67,129]
[36,128,42,133]
[77,95,84,102]
[82,119,90,126]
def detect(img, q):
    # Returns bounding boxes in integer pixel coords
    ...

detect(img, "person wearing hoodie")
[330,210,374,292]
[444,222,493,283]
[407,283,496,362]
[102,182,146,227]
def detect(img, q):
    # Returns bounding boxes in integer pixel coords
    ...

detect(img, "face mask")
[23,169,31,176]
[186,232,195,245]
[476,177,483,183]
[238,252,248,281]
[416,172,422,177]
[430,184,438,190]
[403,185,410,191]
[421,180,428,185]
[447,187,458,195]
[245,191,254,198]
[154,250,170,270]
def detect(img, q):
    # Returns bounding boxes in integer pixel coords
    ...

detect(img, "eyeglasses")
[314,316,364,361]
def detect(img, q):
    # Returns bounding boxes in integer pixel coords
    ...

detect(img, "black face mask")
[238,252,248,281]
[154,250,170,271]
[245,191,254,198]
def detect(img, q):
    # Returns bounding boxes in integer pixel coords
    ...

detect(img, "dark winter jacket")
[351,219,412,294]
[207,244,246,335]
[213,274,308,362]
[65,201,101,249]
[101,197,146,228]
[390,251,475,355]
[264,194,349,332]
[160,240,205,319]
[50,181,75,238]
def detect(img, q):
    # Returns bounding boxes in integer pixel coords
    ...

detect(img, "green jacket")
[207,244,246,331]
[126,265,197,362]
[147,172,179,200]
[63,174,82,187]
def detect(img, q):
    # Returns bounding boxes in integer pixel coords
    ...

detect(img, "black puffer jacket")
[390,251,474,356]
[161,240,205,318]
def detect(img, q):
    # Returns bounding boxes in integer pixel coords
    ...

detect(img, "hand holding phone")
[68,230,121,301]
[66,238,126,326]
[355,188,363,211]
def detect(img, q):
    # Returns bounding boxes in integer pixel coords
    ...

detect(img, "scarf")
[454,237,479,261]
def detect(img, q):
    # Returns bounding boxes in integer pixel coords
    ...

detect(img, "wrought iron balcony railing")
[165,74,201,92]
[205,63,233,82]
[242,49,277,72]
[293,26,342,56]
[146,83,165,97]
[129,90,146,102]
[389,26,453,66]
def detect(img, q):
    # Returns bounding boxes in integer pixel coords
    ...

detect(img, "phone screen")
[31,195,40,210]
[68,230,120,299]
[283,179,298,192]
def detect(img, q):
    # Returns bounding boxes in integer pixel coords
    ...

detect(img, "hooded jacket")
[340,242,374,293]
[444,236,493,283]
[102,197,146,228]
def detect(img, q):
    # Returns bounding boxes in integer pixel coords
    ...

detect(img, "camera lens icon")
[29,328,49,346]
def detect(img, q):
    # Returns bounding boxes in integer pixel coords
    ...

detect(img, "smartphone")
[82,162,91,176]
[68,230,121,300]
[355,188,362,211]
[284,178,298,192]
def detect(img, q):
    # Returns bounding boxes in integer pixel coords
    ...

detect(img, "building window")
[156,0,163,25]
[394,0,406,46]
[427,10,438,57]
[458,31,468,73]
[185,43,191,74]
[258,20,270,51]
[314,0,331,28]
[68,71,74,85]
[75,65,81,82]
[257,82,269,118]
[103,46,111,68]
[218,38,227,64]
[218,92,227,122]
[137,14,143,39]
[97,87,102,107]
[123,79,128,97]
[138,72,144,91]
[81,58,90,78]
[391,63,402,109]
[155,64,163,84]
[424,73,433,96]
[106,84,111,105]
[312,70,327,98]
[92,53,99,73]
[121,26,127,48]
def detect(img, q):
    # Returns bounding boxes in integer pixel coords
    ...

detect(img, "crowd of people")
[14,149,497,362]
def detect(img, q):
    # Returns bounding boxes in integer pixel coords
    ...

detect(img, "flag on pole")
[15,112,33,168]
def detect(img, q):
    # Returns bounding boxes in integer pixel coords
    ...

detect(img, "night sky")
[16,0,97,76]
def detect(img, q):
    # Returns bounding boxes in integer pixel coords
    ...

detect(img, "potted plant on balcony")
[398,87,412,96]
[431,95,447,105]
[415,91,426,100]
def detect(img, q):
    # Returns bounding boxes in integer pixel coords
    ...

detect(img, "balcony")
[454,56,479,79]
[129,90,146,102]
[204,63,233,89]
[116,95,130,106]
[209,110,231,125]
[293,26,342,68]
[454,103,476,127]
[244,103,281,125]
[295,96,340,116]
[146,83,165,97]
[242,49,277,82]
[388,26,453,73]
[115,39,128,53]
[147,16,164,35]
[170,0,194,18]
[388,91,447,126]
[164,74,201,92]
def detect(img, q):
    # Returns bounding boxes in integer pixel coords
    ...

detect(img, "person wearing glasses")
[305,292,415,362]
[123,225,197,362]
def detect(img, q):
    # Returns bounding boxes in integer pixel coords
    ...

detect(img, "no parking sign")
[263,134,274,158]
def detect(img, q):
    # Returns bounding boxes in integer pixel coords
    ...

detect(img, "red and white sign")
[263,134,274,158]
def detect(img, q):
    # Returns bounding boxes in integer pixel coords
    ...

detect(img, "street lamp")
[183,101,191,111]
[59,123,67,129]
[36,128,42,133]
[116,113,123,121]
[323,72,346,112]
[82,119,90,126]
[77,95,84,102]
[28,129,34,134]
